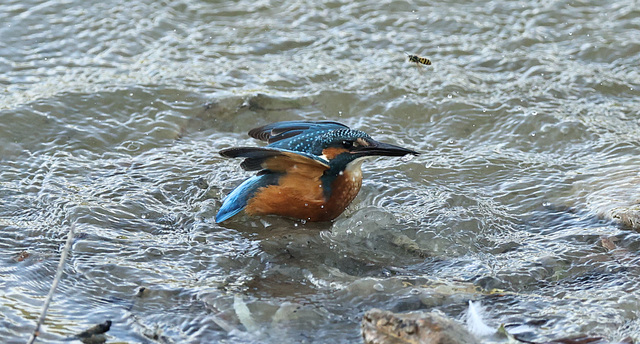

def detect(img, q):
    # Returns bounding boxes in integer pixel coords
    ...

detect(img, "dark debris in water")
[193,177,209,189]
[73,320,112,344]
[136,286,149,297]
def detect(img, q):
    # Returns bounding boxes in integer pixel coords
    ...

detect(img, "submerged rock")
[362,308,478,344]
[564,169,640,232]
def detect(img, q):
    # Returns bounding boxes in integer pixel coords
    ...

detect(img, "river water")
[1,0,640,343]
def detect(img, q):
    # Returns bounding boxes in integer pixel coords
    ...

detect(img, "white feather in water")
[465,301,496,337]
[234,295,259,332]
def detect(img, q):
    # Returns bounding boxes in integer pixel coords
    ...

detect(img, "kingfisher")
[215,120,418,223]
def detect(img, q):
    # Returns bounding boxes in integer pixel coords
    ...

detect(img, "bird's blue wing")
[248,121,349,153]
[215,173,281,223]
[220,147,330,171]
[248,121,348,143]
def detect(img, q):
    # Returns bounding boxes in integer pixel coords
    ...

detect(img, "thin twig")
[27,224,75,344]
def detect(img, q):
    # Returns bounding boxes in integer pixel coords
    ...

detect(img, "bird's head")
[315,129,419,168]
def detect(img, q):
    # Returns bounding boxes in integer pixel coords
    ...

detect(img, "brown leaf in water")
[13,251,30,262]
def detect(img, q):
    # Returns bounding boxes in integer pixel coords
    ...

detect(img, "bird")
[215,120,418,223]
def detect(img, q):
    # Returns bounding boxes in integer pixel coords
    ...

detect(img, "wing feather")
[248,121,349,144]
[220,147,330,173]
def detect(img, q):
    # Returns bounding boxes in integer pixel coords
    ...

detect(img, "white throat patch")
[344,156,369,177]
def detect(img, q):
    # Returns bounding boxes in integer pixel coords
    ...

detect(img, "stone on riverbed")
[362,308,478,344]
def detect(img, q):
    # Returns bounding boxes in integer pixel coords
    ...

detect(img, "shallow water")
[2,0,640,343]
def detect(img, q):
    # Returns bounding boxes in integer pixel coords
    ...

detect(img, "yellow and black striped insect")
[406,53,432,66]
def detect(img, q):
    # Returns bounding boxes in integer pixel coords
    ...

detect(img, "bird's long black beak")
[353,141,419,157]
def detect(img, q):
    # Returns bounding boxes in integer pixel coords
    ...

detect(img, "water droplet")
[401,154,415,162]
[569,32,573,35]
[304,203,308,207]
[531,111,538,116]
[447,94,452,99]
[482,108,487,112]
[373,283,384,291]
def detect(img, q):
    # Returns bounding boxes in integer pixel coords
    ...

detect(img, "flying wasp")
[406,53,431,74]
[406,54,432,66]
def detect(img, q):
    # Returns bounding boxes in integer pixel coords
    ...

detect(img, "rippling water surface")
[2,0,640,343]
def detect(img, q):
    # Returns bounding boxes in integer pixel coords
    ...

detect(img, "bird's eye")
[342,140,353,149]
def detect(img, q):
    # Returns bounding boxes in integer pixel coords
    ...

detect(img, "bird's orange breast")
[245,169,363,222]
